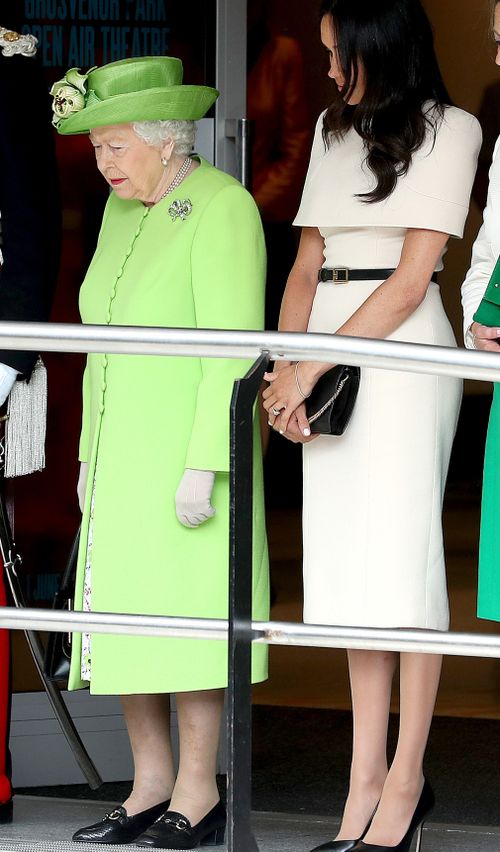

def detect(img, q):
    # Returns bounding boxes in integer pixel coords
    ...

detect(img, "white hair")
[132,120,196,155]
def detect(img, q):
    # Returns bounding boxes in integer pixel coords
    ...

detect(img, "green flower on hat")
[50,67,95,128]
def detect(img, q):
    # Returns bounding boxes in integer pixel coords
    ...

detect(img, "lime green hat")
[51,56,219,135]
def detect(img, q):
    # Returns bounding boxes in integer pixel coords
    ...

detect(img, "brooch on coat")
[168,199,193,222]
[0,28,37,58]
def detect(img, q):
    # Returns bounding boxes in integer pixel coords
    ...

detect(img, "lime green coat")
[68,157,269,694]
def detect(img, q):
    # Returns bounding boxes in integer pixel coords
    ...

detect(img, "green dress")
[478,383,500,620]
[68,157,269,694]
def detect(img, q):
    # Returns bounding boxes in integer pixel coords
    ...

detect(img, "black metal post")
[228,352,270,852]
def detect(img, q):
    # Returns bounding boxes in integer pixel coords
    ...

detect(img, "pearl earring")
[161,156,169,167]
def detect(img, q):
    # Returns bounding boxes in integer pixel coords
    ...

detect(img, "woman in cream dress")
[263,1,481,850]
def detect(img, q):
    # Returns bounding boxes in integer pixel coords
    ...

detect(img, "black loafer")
[72,799,170,844]
[136,800,226,848]
[0,799,13,824]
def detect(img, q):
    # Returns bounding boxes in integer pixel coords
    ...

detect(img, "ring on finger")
[271,406,282,417]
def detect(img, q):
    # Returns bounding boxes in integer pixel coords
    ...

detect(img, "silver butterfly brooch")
[168,199,193,222]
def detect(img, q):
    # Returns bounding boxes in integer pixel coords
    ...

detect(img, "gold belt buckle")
[333,267,349,283]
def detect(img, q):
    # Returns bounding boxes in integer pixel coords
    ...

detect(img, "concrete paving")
[0,797,498,851]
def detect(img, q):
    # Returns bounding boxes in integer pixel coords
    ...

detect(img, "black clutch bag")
[306,365,361,435]
[44,526,80,683]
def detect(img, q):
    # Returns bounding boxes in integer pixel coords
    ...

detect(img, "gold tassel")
[4,358,47,478]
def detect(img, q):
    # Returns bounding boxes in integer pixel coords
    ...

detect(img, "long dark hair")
[319,0,452,203]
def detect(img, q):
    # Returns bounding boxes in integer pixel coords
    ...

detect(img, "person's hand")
[77,461,89,513]
[469,322,500,351]
[276,406,319,444]
[175,468,216,528]
[263,363,314,436]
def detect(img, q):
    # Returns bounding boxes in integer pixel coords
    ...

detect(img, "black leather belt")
[318,267,438,284]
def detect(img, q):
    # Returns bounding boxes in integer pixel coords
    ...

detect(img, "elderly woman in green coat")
[51,56,269,849]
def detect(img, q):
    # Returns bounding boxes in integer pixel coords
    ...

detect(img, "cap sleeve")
[293,105,482,237]
[293,111,327,226]
[384,106,483,238]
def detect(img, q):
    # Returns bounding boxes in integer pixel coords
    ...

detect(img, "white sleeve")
[293,111,327,226]
[293,106,482,234]
[462,137,500,343]
[0,363,19,406]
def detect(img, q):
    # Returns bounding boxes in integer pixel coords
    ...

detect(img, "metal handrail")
[0,320,497,851]
[0,320,499,382]
[0,608,500,659]
[0,320,497,665]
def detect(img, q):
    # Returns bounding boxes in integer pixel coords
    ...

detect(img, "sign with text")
[19,0,215,85]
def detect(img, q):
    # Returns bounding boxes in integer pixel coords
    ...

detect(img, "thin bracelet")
[294,362,311,400]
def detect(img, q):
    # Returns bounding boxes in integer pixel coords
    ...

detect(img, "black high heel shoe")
[309,805,376,851]
[136,800,226,849]
[352,779,435,852]
[72,799,171,844]
[0,799,13,824]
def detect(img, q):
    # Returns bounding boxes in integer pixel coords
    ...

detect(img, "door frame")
[215,0,247,179]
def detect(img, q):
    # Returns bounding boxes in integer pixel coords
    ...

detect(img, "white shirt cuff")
[464,326,476,350]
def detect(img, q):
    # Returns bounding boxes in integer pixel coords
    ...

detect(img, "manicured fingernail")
[303,428,311,436]
[279,430,284,435]
[268,421,273,426]
[496,330,500,336]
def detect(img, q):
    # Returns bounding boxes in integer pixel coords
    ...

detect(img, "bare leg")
[336,649,397,840]
[362,652,442,845]
[121,693,175,816]
[169,688,225,826]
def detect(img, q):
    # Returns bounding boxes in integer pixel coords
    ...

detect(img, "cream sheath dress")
[295,106,481,631]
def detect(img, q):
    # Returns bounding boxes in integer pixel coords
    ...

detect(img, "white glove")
[175,468,216,528]
[77,461,89,513]
[0,363,19,407]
